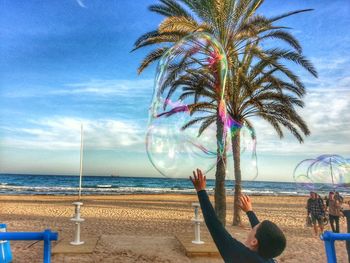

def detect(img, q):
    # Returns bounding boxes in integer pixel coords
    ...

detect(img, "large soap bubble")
[146,32,231,178]
[293,154,350,192]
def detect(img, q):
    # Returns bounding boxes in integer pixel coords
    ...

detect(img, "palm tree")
[146,35,230,225]
[226,42,317,224]
[133,0,316,225]
[147,39,317,226]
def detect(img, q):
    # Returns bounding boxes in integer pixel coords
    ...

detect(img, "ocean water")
[0,173,349,196]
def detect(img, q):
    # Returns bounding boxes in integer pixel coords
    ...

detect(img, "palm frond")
[269,9,314,23]
[181,115,212,130]
[138,47,169,74]
[258,30,303,53]
[198,116,217,136]
[132,30,160,51]
[159,16,208,34]
[149,0,192,18]
[264,48,318,77]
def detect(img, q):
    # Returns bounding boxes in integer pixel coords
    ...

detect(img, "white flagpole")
[330,157,335,191]
[78,123,84,200]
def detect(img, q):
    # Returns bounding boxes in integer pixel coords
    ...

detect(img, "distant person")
[341,201,350,262]
[324,195,329,207]
[335,191,344,203]
[317,194,326,212]
[307,191,325,236]
[328,192,341,233]
[190,169,286,263]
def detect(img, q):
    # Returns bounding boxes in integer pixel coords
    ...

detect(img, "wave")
[1,174,348,196]
[0,185,195,195]
[0,184,311,196]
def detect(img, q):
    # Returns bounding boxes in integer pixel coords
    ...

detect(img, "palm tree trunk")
[232,131,242,226]
[214,113,226,226]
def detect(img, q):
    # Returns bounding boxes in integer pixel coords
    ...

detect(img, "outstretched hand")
[190,169,206,192]
[239,194,253,212]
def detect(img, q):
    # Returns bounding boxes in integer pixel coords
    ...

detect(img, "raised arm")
[190,169,249,262]
[239,195,260,228]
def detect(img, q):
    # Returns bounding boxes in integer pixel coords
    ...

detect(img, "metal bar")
[321,231,350,241]
[78,123,84,200]
[324,239,337,263]
[321,231,350,263]
[329,158,335,191]
[0,231,58,241]
[43,230,52,263]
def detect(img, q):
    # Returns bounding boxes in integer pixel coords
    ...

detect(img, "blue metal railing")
[321,231,350,263]
[0,229,58,263]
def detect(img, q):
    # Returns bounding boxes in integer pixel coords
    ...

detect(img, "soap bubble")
[293,154,350,192]
[146,32,230,178]
[240,126,258,181]
[222,125,258,181]
[293,159,317,191]
[146,32,259,180]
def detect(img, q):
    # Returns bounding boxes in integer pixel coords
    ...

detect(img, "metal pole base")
[192,240,204,245]
[70,241,85,246]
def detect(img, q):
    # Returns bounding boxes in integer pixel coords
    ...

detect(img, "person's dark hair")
[329,191,335,195]
[255,220,286,259]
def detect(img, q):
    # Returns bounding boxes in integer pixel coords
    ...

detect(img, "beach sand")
[0,194,348,262]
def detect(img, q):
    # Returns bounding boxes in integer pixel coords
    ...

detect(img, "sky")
[0,0,349,182]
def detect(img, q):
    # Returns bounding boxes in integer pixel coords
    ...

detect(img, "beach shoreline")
[2,173,349,197]
[0,194,348,262]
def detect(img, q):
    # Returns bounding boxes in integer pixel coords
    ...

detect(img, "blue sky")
[0,0,349,182]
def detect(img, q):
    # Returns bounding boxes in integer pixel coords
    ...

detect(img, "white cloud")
[248,55,350,157]
[252,86,350,156]
[311,57,349,71]
[1,117,145,151]
[2,78,154,99]
[76,0,87,8]
[54,79,154,98]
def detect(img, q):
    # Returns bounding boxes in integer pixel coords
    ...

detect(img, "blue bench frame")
[321,231,350,263]
[0,229,58,263]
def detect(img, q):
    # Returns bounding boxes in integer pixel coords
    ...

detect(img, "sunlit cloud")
[253,86,350,156]
[1,117,145,151]
[56,79,154,97]
[2,79,154,99]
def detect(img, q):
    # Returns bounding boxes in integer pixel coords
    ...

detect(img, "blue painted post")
[321,231,350,263]
[43,229,52,263]
[0,224,12,263]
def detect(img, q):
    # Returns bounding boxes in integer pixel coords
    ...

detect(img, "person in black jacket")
[306,191,325,236]
[190,169,286,263]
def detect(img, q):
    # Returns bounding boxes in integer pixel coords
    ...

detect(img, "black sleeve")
[197,190,252,262]
[246,211,260,228]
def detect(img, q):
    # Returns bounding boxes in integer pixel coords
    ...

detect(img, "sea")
[0,173,349,197]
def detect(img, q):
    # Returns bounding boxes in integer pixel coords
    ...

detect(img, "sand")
[0,194,348,262]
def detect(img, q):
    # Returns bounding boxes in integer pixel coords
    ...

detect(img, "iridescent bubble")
[222,125,258,181]
[146,32,259,180]
[146,32,230,178]
[293,159,317,191]
[293,154,350,192]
